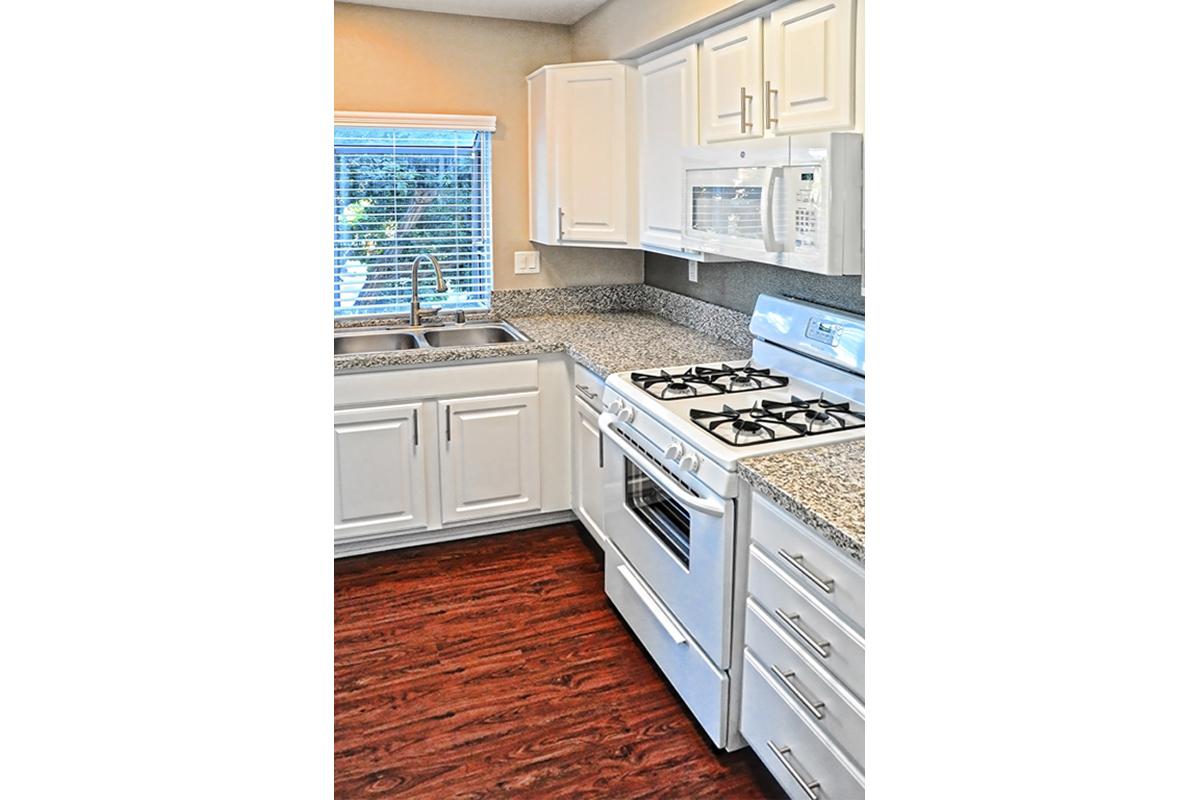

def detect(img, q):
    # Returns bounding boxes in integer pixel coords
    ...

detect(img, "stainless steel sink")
[334,331,421,354]
[334,321,528,355]
[422,325,525,347]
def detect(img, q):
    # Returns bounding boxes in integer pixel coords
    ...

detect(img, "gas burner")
[693,364,789,394]
[689,395,865,447]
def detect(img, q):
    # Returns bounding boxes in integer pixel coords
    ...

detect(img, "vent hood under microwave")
[681,132,863,276]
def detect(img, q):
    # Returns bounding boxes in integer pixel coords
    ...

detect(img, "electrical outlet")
[688,260,699,283]
[514,250,541,274]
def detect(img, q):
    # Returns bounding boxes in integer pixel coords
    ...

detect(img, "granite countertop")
[333,312,749,377]
[738,440,865,564]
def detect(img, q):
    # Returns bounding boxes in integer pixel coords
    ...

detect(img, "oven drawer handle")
[774,608,831,659]
[766,740,822,800]
[617,564,687,646]
[769,665,826,720]
[777,549,835,594]
[598,414,726,517]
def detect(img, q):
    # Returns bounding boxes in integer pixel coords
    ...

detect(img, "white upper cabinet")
[764,0,857,134]
[438,391,542,525]
[699,17,764,144]
[638,45,698,253]
[334,403,427,539]
[528,62,638,248]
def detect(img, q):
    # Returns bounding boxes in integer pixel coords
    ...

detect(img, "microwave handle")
[761,167,785,252]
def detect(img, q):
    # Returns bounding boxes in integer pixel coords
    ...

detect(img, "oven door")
[599,414,736,668]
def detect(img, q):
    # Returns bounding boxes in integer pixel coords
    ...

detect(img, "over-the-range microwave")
[681,132,863,276]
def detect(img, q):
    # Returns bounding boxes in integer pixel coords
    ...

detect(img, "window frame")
[333,111,497,320]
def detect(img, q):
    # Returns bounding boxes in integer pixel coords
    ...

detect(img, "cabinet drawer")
[748,544,864,701]
[751,492,865,633]
[572,363,604,410]
[604,549,729,747]
[742,651,865,800]
[745,598,864,769]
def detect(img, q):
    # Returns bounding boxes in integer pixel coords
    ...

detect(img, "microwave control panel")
[794,166,821,247]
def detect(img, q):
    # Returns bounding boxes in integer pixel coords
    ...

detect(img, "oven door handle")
[599,414,726,518]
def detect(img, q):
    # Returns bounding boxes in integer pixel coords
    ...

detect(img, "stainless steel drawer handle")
[769,665,826,720]
[767,740,821,800]
[574,384,598,400]
[777,549,835,594]
[774,608,831,659]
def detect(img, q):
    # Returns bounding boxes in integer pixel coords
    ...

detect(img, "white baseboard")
[334,510,579,558]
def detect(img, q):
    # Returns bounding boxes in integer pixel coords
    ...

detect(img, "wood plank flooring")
[335,522,784,798]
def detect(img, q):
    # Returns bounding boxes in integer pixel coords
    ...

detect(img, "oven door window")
[624,458,691,568]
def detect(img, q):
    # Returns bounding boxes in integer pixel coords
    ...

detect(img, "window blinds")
[334,125,493,317]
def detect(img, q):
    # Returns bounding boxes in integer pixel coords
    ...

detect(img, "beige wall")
[334,3,643,291]
[571,0,775,60]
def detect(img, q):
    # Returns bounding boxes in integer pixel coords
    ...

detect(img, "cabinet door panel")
[765,0,856,133]
[439,392,541,524]
[554,65,629,244]
[572,396,606,546]
[639,45,697,251]
[699,17,763,143]
[334,403,426,539]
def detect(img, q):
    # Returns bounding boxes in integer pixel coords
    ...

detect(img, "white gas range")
[597,294,865,751]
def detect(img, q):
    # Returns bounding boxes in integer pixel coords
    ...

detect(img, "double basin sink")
[334,321,529,355]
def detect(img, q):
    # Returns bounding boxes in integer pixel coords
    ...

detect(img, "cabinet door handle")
[412,408,419,450]
[765,80,779,128]
[769,665,826,720]
[575,383,598,400]
[766,740,821,800]
[557,207,565,242]
[445,407,451,443]
[774,608,831,659]
[739,86,752,133]
[776,549,835,594]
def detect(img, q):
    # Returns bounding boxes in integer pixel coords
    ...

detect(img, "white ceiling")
[347,0,610,25]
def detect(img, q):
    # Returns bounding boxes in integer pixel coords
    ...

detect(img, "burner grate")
[689,394,865,446]
[631,363,788,400]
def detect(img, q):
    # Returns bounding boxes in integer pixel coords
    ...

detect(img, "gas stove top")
[600,295,866,479]
[605,358,865,472]
[630,364,789,399]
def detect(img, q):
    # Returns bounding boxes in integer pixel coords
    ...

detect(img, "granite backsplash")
[643,252,864,316]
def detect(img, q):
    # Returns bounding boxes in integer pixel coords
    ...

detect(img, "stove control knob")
[679,453,700,473]
[664,442,684,461]
[606,399,624,417]
[616,405,635,423]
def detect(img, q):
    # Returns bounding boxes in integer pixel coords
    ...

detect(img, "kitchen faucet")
[410,253,448,325]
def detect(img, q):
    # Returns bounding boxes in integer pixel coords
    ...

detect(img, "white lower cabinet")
[740,490,866,798]
[438,391,542,524]
[334,358,567,552]
[333,403,427,540]
[571,395,606,545]
[742,652,865,800]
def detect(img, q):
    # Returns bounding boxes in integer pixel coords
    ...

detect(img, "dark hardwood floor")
[335,522,784,798]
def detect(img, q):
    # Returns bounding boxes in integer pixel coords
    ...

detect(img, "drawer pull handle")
[617,564,688,646]
[767,740,821,800]
[774,608,831,659]
[777,549,835,594]
[769,665,826,720]
[575,383,598,400]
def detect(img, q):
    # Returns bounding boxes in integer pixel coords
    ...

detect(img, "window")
[334,113,494,317]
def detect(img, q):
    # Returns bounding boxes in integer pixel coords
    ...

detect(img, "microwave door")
[684,166,771,252]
